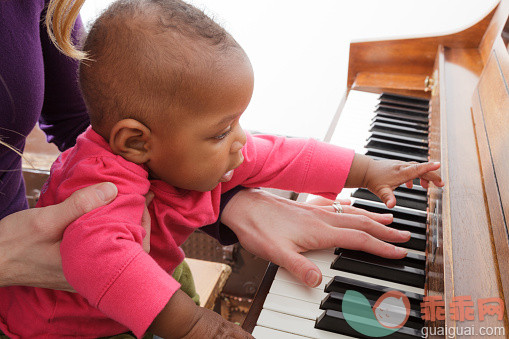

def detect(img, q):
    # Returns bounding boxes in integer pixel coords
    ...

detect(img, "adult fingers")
[43,182,118,232]
[276,250,323,287]
[319,204,394,225]
[332,228,408,259]
[141,191,155,253]
[331,213,410,243]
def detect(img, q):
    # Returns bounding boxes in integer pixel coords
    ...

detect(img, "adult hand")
[0,182,118,291]
[0,183,153,291]
[221,189,410,288]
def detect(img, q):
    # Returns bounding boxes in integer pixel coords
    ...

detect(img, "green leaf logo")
[342,290,411,337]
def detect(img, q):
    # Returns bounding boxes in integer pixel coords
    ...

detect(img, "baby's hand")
[184,307,254,339]
[149,289,253,338]
[363,158,444,208]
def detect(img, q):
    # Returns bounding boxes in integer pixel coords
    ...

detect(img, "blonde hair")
[45,0,87,60]
[0,140,22,158]
[0,135,34,169]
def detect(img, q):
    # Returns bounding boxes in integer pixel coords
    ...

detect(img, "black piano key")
[366,147,428,162]
[378,101,429,114]
[375,110,429,124]
[371,126,428,144]
[379,93,430,109]
[334,249,425,269]
[352,199,427,223]
[370,121,428,137]
[372,116,429,131]
[377,103,429,115]
[354,186,427,202]
[367,133,429,150]
[352,188,427,211]
[331,250,425,287]
[366,137,429,154]
[396,184,427,195]
[315,309,422,338]
[375,102,429,118]
[320,291,347,311]
[390,217,426,234]
[367,135,429,151]
[391,232,426,251]
[324,276,424,312]
[320,292,424,330]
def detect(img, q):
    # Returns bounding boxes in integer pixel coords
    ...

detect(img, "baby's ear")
[109,119,152,164]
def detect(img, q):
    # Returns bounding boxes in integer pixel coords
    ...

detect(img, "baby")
[0,0,443,338]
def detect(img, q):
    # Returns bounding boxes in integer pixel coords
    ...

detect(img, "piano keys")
[247,91,431,338]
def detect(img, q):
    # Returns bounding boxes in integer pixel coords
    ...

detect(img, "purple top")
[0,0,238,244]
[0,0,89,220]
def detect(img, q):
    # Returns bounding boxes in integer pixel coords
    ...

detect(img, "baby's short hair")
[79,0,242,134]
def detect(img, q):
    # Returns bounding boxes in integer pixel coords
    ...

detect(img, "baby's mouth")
[219,170,234,182]
[220,154,244,183]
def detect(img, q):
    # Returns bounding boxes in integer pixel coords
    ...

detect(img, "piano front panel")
[471,28,509,316]
[439,45,505,332]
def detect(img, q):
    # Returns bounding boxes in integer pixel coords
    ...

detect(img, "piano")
[243,1,509,337]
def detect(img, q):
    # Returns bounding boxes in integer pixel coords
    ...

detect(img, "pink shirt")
[0,128,354,338]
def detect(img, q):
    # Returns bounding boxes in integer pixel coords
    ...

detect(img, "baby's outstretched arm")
[148,289,253,339]
[345,153,444,208]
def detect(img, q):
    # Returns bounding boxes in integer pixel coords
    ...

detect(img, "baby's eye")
[213,128,232,140]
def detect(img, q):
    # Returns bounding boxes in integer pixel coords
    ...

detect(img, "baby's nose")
[230,140,244,153]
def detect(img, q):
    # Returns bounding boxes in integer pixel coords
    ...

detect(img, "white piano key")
[256,309,357,339]
[275,268,329,291]
[262,293,322,319]
[299,248,336,264]
[252,325,313,338]
[269,279,324,304]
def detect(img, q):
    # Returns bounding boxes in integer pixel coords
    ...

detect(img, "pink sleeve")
[59,157,180,338]
[222,133,355,200]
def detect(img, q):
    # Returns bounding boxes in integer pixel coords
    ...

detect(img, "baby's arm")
[148,290,253,338]
[345,153,444,208]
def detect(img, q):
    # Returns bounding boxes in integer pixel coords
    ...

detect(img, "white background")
[81,0,498,140]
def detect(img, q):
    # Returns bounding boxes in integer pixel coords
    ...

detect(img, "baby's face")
[147,54,254,191]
